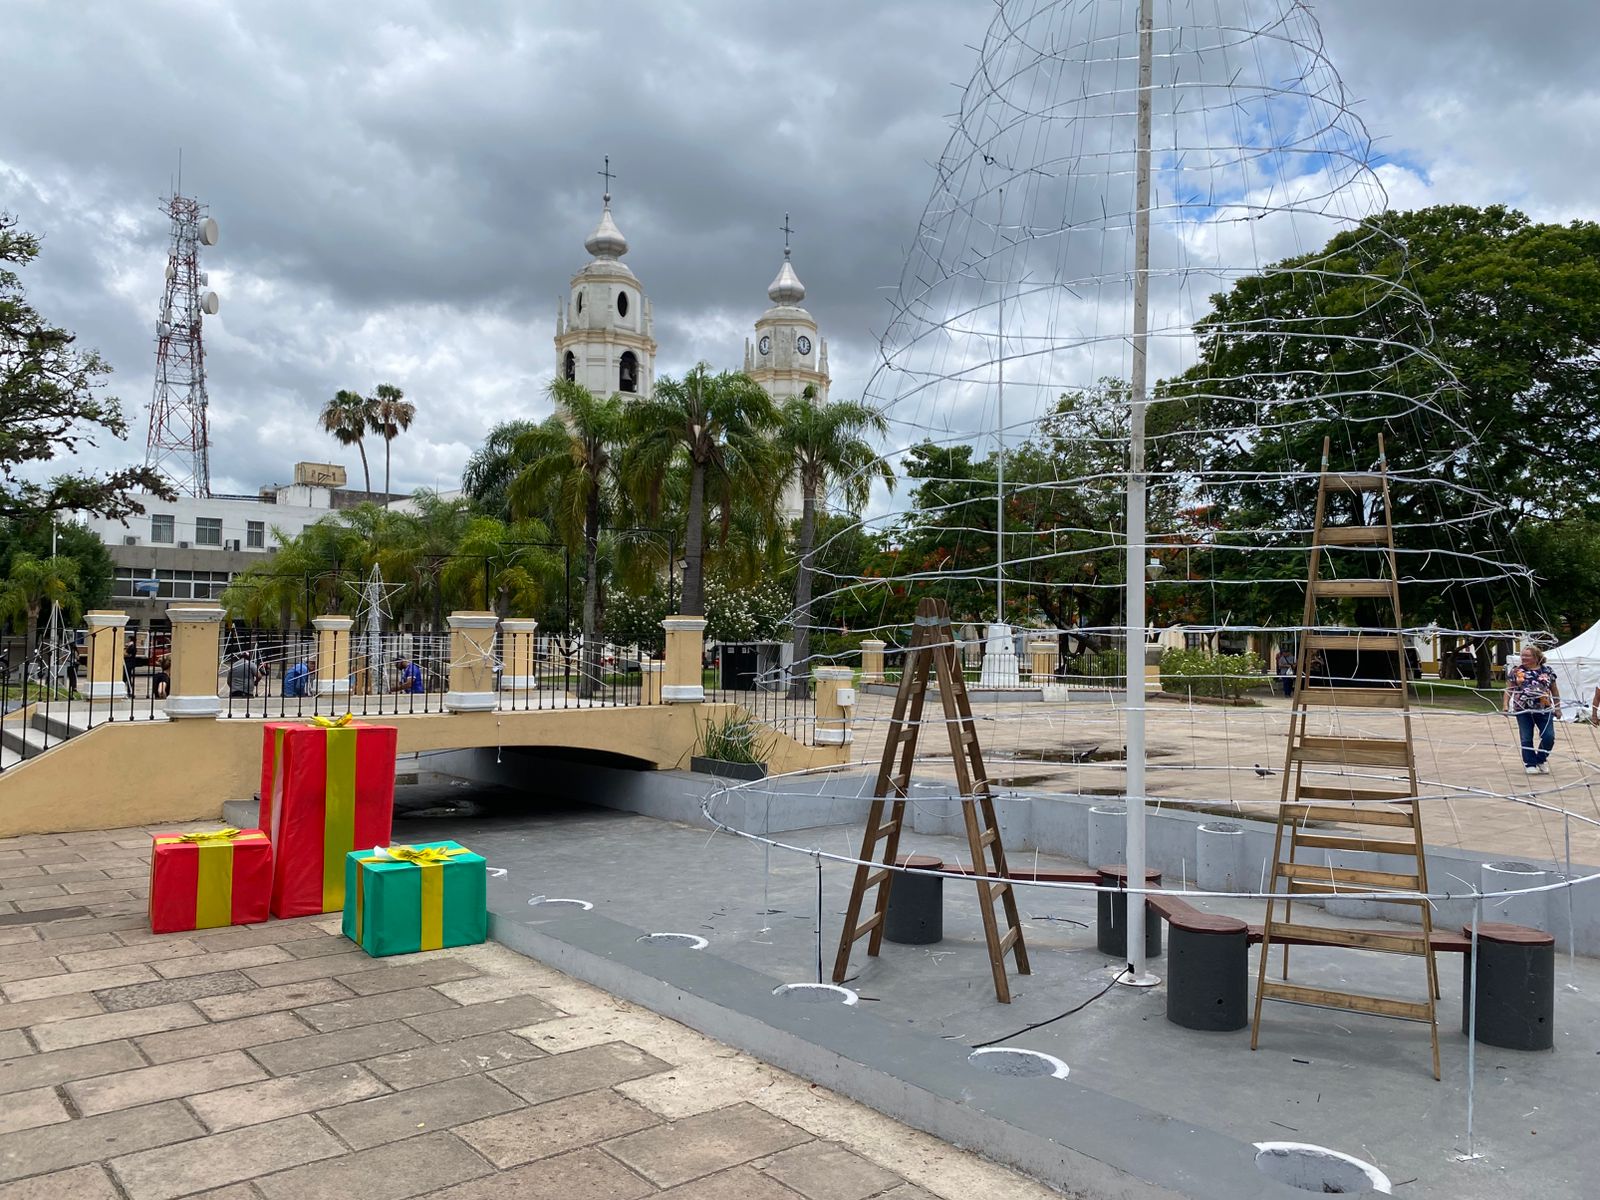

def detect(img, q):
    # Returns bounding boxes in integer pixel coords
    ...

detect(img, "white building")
[554,188,657,400]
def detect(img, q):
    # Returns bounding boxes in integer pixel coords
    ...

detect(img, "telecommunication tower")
[145,193,220,497]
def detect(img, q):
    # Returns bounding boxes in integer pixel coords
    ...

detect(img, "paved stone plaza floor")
[0,826,1058,1200]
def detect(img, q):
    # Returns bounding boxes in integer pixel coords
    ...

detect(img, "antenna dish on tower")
[201,292,220,315]
[199,217,219,246]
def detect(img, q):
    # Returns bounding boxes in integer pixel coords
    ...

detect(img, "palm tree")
[320,390,376,493]
[775,390,893,696]
[369,383,416,497]
[1,551,81,664]
[462,419,541,522]
[508,381,629,696]
[626,365,779,615]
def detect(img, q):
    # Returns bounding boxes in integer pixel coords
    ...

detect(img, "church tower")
[555,161,656,400]
[745,215,829,406]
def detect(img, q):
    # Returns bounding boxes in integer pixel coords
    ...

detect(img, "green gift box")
[342,840,488,957]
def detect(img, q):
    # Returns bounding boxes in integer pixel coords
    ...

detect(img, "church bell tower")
[745,214,829,406]
[555,159,657,399]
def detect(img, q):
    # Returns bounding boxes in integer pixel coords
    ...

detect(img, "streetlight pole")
[1122,0,1157,988]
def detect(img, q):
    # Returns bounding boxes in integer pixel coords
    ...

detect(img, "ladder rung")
[1259,980,1431,1022]
[1281,862,1419,890]
[1318,525,1389,545]
[1282,803,1415,828]
[998,927,1021,954]
[863,868,891,890]
[1286,880,1426,903]
[1298,687,1405,709]
[1265,922,1429,954]
[849,912,884,942]
[985,880,1012,900]
[978,828,998,848]
[1293,737,1413,767]
[1302,633,1403,652]
[888,774,910,794]
[1293,832,1418,856]
[872,820,901,840]
[1295,786,1417,806]
[1322,472,1386,493]
[1311,579,1394,598]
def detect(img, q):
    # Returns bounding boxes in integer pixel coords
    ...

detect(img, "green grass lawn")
[1408,679,1504,712]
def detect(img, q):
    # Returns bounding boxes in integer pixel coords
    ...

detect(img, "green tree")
[462,419,540,522]
[626,365,780,616]
[319,389,376,494]
[369,383,415,498]
[0,551,80,661]
[508,381,628,696]
[1,214,170,522]
[774,390,892,694]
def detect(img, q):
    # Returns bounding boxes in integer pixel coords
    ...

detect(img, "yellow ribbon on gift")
[154,828,251,929]
[354,844,469,951]
[310,713,354,728]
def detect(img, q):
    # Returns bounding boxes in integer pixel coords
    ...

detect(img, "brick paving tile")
[0,1164,121,1200]
[456,1089,660,1168]
[0,1100,205,1184]
[875,1187,938,1200]
[338,957,481,995]
[65,1051,267,1116]
[656,1166,807,1200]
[605,1103,813,1189]
[0,993,103,1033]
[317,1072,522,1150]
[0,1032,28,1060]
[0,958,64,986]
[0,866,45,881]
[194,977,354,1021]
[6,932,120,958]
[241,951,374,987]
[282,933,364,959]
[183,920,329,952]
[0,929,40,947]
[0,886,68,904]
[58,940,203,972]
[3,962,155,1002]
[136,1011,310,1064]
[60,876,146,896]
[108,1113,343,1200]
[490,1040,669,1106]
[188,1062,389,1132]
[364,1030,543,1090]
[0,1086,71,1135]
[295,985,457,1033]
[252,1129,493,1200]
[403,994,559,1042]
[30,1001,206,1052]
[425,1146,655,1200]
[0,1040,145,1095]
[755,1142,904,1200]
[95,970,255,1012]
[150,945,291,979]
[36,915,144,940]
[247,1019,430,1076]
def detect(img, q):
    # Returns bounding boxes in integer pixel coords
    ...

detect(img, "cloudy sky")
[3,0,1597,499]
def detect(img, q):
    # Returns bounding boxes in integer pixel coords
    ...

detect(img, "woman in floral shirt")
[1504,645,1561,775]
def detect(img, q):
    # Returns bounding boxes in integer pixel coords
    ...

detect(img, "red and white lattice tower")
[145,194,219,497]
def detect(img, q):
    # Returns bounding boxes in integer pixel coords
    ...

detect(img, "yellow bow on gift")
[310,713,355,728]
[367,844,468,866]
[176,828,242,844]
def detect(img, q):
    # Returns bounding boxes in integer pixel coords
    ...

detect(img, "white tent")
[1546,620,1600,721]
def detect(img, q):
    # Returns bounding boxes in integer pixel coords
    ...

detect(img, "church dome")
[767,255,806,306]
[584,200,628,260]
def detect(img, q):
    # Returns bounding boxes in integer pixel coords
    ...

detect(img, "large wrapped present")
[343,841,488,957]
[149,828,272,934]
[260,716,398,918]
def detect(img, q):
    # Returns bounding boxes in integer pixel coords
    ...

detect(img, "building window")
[575,290,584,314]
[246,521,265,549]
[619,351,639,394]
[195,517,223,547]
[617,290,629,317]
[151,514,175,543]
[564,351,576,382]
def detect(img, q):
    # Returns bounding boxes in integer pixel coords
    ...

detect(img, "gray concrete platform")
[352,774,1600,1200]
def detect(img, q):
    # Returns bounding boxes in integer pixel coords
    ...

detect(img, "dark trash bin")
[1096,866,1163,958]
[1462,922,1555,1051]
[885,854,945,945]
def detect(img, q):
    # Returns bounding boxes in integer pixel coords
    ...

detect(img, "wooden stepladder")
[832,597,1030,1003]
[1251,435,1442,1079]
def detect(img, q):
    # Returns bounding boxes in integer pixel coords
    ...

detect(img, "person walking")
[1274,647,1296,698]
[1504,644,1560,775]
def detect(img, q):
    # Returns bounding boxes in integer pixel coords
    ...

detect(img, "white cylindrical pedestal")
[1088,804,1126,869]
[1196,821,1245,893]
[1481,860,1551,931]
[978,622,1020,688]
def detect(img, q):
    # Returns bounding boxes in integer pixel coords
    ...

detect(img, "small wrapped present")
[149,828,272,934]
[260,715,398,918]
[343,841,488,957]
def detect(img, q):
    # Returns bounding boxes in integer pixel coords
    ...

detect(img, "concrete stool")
[885,854,945,945]
[1096,865,1163,959]
[1462,922,1555,1051]
[1160,905,1249,1031]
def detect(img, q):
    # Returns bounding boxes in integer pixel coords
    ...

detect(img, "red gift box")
[260,718,397,918]
[149,828,271,934]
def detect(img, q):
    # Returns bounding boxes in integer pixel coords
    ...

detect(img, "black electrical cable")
[970,971,1123,1049]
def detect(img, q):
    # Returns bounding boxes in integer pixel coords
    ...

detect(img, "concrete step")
[0,720,55,760]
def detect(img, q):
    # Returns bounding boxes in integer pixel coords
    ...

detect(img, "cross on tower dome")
[584,155,628,260]
[768,213,805,305]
